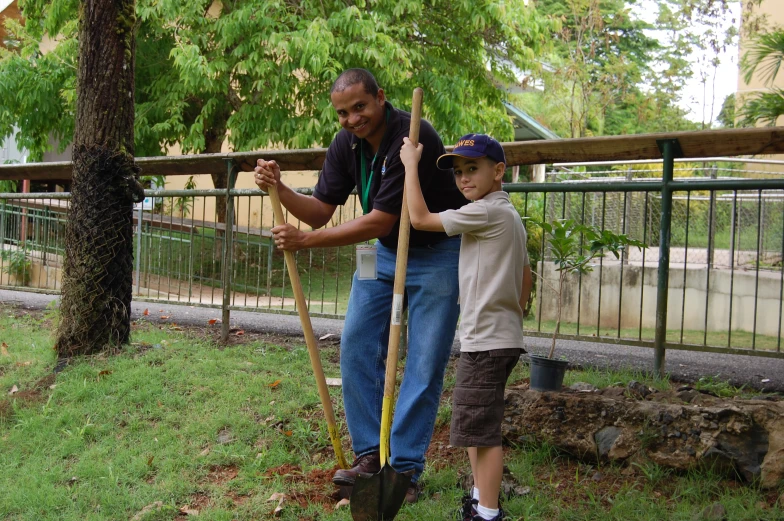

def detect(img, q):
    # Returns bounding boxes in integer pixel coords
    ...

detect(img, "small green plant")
[0,249,31,285]
[173,175,196,217]
[527,218,646,359]
[694,374,750,398]
[632,460,672,485]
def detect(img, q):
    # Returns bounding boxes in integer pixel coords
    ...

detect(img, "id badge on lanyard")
[356,243,378,280]
[357,141,384,281]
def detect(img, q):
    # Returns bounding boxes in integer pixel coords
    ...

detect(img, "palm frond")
[738,88,784,127]
[742,30,784,86]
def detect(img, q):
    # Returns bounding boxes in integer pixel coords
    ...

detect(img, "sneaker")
[332,452,381,486]
[457,494,478,521]
[471,507,505,521]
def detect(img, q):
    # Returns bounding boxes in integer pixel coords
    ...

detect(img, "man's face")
[330,83,386,143]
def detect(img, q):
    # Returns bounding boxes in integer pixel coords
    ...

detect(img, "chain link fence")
[2,161,784,355]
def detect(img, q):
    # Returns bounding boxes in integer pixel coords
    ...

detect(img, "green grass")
[1,308,781,520]
[136,228,355,314]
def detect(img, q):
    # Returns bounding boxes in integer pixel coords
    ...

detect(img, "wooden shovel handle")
[267,184,349,469]
[380,87,423,466]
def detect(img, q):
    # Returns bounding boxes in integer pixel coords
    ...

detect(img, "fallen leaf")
[0,342,8,356]
[235,330,245,336]
[179,505,199,516]
[143,309,149,316]
[208,319,218,325]
[268,380,281,388]
[131,501,163,521]
[147,455,154,466]
[16,361,32,367]
[267,492,286,516]
[160,316,170,320]
[159,309,164,312]
[98,370,112,376]
[199,447,211,457]
[171,326,182,331]
[9,385,18,395]
[284,430,293,437]
[319,333,336,341]
[336,498,350,508]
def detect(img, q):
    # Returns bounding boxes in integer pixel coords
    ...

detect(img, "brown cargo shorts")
[450,348,522,448]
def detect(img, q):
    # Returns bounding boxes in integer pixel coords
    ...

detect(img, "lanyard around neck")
[358,108,391,215]
[359,143,377,215]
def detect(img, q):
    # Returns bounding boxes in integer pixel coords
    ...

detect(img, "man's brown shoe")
[332,452,381,486]
[405,482,421,504]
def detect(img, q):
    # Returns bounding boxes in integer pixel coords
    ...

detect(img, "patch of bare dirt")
[204,464,239,486]
[263,463,343,512]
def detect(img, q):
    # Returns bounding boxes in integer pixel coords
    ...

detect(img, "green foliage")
[526,0,662,137]
[1,0,557,162]
[517,0,737,136]
[172,175,196,217]
[532,218,646,275]
[0,249,31,285]
[716,93,736,128]
[739,87,784,128]
[527,217,646,358]
[739,27,784,126]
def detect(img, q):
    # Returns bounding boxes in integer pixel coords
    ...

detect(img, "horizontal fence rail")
[3,127,784,371]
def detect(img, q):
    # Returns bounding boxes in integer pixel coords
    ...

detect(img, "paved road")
[2,288,783,393]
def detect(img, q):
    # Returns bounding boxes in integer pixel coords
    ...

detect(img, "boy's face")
[330,83,386,144]
[452,156,505,201]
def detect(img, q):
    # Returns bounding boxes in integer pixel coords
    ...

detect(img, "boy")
[400,134,532,521]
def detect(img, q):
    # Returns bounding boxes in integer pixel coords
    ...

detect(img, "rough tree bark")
[55,0,144,358]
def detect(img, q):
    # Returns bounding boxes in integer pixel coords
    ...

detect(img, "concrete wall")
[538,260,784,337]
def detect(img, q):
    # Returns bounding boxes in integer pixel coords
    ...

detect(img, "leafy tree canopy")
[517,0,737,137]
[0,0,557,161]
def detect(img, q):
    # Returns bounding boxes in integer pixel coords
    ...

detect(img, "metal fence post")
[622,168,632,265]
[221,161,239,342]
[654,139,682,377]
[135,203,143,295]
[730,194,737,268]
[707,165,717,269]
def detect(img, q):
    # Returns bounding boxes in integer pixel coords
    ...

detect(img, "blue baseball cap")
[437,133,506,170]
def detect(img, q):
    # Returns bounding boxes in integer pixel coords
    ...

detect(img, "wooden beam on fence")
[503,127,784,166]
[2,127,784,181]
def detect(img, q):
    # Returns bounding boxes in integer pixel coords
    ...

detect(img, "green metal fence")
[2,156,784,366]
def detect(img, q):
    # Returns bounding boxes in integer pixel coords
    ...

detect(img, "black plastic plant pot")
[528,354,569,392]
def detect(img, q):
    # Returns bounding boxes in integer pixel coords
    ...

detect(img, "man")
[253,69,466,502]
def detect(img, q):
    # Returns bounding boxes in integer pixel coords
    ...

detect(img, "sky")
[678,2,741,124]
[635,1,741,125]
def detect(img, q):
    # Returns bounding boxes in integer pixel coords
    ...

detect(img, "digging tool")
[267,183,349,471]
[350,87,424,521]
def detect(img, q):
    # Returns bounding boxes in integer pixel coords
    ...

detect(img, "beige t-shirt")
[439,191,529,352]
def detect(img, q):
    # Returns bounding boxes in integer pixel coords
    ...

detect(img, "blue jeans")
[341,237,460,482]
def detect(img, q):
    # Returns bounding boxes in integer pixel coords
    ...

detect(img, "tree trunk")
[56,0,144,358]
[206,119,228,225]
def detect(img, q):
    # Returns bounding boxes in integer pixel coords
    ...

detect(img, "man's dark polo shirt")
[313,101,468,249]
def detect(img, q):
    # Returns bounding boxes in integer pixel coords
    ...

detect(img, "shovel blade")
[349,464,412,521]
